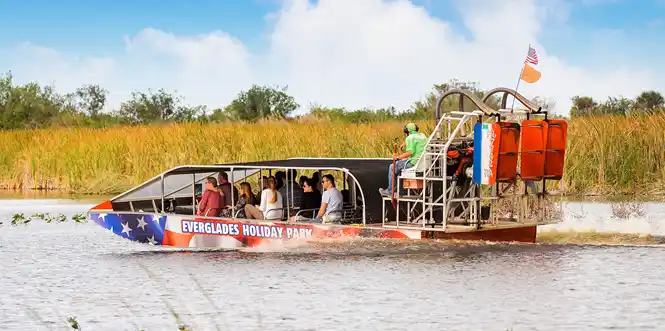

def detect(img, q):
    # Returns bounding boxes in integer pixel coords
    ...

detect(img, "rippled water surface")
[1,196,665,330]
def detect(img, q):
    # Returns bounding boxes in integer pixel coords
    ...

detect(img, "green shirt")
[405,132,427,164]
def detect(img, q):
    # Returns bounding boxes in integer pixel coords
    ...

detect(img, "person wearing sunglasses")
[298,178,322,219]
[309,174,343,223]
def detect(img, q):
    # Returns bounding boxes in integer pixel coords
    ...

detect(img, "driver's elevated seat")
[400,157,429,190]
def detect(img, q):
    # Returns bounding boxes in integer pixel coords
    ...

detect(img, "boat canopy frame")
[109,158,396,225]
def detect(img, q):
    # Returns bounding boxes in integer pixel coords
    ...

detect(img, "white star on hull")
[136,216,147,230]
[121,222,132,236]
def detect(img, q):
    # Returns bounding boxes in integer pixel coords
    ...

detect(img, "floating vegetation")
[67,316,80,330]
[65,315,185,330]
[11,213,29,225]
[6,212,87,226]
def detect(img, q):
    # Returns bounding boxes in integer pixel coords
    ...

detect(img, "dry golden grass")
[0,113,662,195]
[565,112,665,195]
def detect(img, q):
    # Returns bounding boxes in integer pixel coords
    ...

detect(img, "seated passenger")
[308,174,343,223]
[274,171,285,190]
[288,169,301,188]
[278,169,303,207]
[196,177,223,217]
[311,172,320,190]
[379,122,427,197]
[224,182,256,218]
[245,177,283,220]
[257,176,272,203]
[298,175,308,188]
[218,171,239,215]
[298,178,322,218]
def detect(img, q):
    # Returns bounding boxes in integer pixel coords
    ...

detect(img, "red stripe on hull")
[424,226,537,243]
[163,230,195,247]
[378,230,411,239]
[91,200,113,210]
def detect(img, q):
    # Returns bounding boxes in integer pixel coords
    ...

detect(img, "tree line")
[570,92,665,117]
[0,70,662,130]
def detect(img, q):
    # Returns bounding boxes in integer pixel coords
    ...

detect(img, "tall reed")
[0,114,662,195]
[565,112,665,195]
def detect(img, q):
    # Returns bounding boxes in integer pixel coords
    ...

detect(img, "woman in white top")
[244,177,283,220]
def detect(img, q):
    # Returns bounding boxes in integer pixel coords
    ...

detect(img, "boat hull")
[88,211,538,249]
[424,226,537,243]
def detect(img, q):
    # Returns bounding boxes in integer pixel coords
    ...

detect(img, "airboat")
[87,87,568,248]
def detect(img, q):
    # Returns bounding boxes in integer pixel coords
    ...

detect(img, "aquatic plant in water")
[65,315,189,330]
[7,212,87,225]
[11,213,29,225]
[67,316,80,330]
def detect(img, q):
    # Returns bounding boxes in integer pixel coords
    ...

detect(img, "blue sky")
[1,0,662,58]
[0,0,665,63]
[0,0,280,54]
[0,0,663,114]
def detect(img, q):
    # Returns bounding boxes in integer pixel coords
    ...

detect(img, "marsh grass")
[0,113,662,195]
[565,112,665,195]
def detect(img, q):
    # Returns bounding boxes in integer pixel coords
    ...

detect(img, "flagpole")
[510,43,530,112]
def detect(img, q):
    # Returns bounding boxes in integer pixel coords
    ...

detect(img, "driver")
[379,122,427,197]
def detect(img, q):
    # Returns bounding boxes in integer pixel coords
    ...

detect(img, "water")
[1,196,665,330]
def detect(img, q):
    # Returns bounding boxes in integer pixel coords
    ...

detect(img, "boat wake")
[209,230,665,257]
[231,230,665,255]
[98,230,665,261]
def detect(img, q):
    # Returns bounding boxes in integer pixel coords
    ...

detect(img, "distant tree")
[0,71,11,105]
[635,90,664,110]
[310,104,346,120]
[74,84,108,119]
[434,79,480,95]
[570,96,598,117]
[204,108,232,122]
[224,85,299,121]
[174,105,207,123]
[597,96,633,116]
[118,89,196,124]
[0,72,71,129]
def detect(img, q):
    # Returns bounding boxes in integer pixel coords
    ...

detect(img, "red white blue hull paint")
[88,210,422,249]
[88,200,540,248]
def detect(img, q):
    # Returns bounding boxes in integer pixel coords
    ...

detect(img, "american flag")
[525,46,538,65]
[92,212,165,245]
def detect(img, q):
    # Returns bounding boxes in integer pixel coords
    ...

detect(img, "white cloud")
[2,0,660,115]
